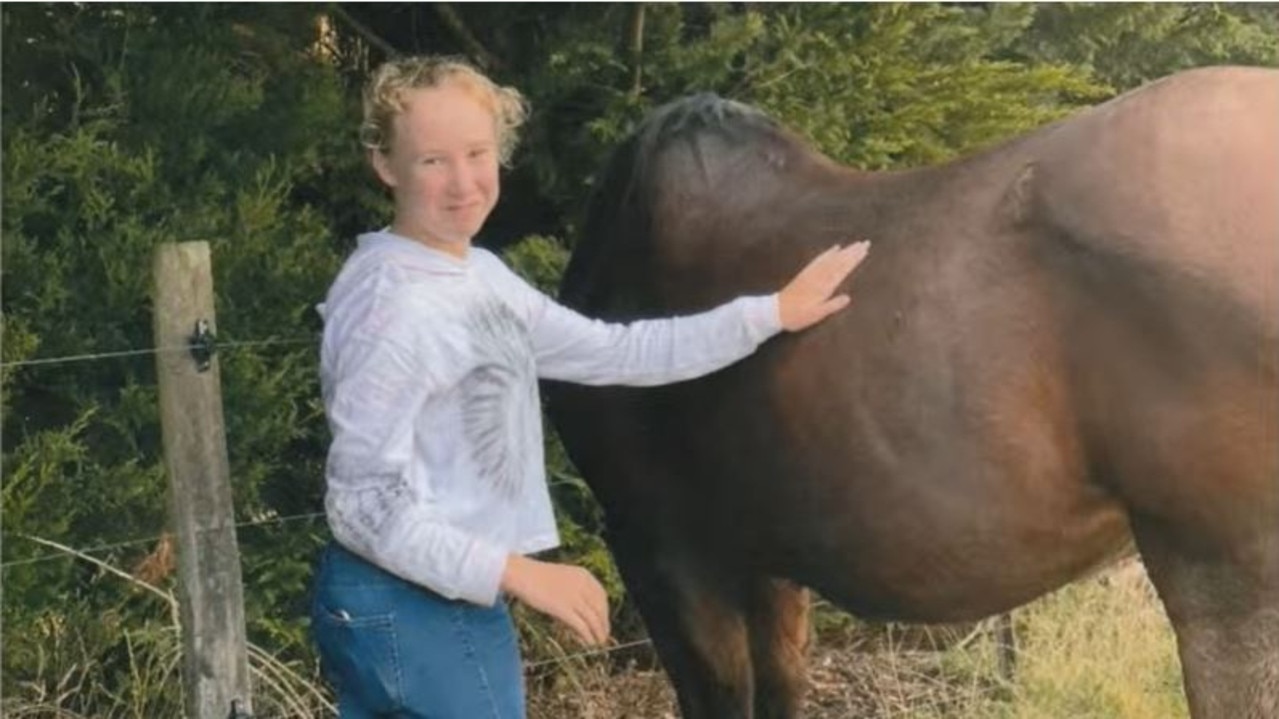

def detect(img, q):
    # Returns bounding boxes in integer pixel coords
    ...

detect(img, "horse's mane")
[630,93,785,198]
[562,94,797,309]
[636,92,776,147]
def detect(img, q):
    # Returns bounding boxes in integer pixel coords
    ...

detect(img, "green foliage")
[3,2,1275,712]
[720,5,1109,168]
[1011,4,1279,91]
[2,4,347,712]
[502,234,572,297]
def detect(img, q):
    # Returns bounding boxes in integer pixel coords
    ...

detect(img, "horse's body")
[546,66,1278,718]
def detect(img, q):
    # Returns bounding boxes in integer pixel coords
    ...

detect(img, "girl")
[311,55,870,718]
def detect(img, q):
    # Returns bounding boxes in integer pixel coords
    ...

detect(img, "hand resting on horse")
[778,241,871,331]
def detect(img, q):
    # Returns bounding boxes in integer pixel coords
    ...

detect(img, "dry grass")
[989,560,1187,719]
[527,559,1187,719]
[1,536,333,719]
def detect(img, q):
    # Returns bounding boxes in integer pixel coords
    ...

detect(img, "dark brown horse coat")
[547,66,1278,719]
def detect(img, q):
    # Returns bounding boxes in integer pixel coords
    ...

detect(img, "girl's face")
[372,82,501,258]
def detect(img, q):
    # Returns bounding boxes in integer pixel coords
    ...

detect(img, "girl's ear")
[370,149,398,189]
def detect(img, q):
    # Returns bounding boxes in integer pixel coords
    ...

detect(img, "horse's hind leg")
[609,530,756,718]
[1133,521,1279,718]
[747,578,811,719]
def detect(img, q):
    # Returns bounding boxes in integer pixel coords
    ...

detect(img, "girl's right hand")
[777,240,871,331]
[501,554,611,646]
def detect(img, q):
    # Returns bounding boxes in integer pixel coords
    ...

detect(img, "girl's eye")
[468,148,490,160]
[421,157,443,166]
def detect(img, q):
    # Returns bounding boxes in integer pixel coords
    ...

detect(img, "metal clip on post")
[189,318,217,373]
[228,698,254,719]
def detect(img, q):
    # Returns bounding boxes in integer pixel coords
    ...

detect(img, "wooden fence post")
[153,241,254,719]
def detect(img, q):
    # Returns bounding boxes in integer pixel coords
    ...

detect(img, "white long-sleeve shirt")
[319,230,783,606]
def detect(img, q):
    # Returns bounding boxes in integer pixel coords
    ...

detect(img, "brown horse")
[546,66,1278,718]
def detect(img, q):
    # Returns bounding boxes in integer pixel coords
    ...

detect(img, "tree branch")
[329,3,399,59]
[625,4,646,98]
[433,3,502,71]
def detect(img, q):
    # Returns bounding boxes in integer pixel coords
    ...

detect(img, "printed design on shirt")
[460,296,537,499]
[328,475,410,550]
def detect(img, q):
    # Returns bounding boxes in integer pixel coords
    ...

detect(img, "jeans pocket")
[312,600,402,713]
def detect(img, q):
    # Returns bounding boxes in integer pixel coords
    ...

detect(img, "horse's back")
[1031,66,1278,323]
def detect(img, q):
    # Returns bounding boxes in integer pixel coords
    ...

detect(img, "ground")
[526,622,1014,718]
[525,560,1184,719]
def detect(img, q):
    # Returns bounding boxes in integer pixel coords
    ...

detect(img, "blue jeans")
[310,541,525,718]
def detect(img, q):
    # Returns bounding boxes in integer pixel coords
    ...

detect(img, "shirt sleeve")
[528,289,785,387]
[473,249,783,385]
[322,293,510,606]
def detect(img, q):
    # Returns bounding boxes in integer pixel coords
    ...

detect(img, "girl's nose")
[447,161,475,195]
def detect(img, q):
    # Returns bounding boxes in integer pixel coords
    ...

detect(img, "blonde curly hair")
[360,56,528,166]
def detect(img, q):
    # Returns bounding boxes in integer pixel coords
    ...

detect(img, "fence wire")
[2,512,327,569]
[1,336,318,370]
[524,638,655,670]
[4,333,326,568]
